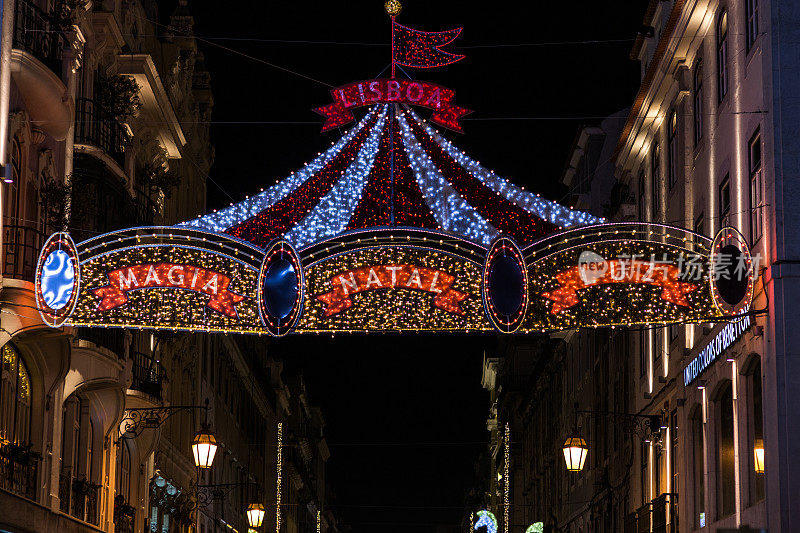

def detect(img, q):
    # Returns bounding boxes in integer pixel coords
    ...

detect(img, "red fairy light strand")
[392,22,465,69]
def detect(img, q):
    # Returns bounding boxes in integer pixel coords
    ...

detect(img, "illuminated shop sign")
[683,314,752,386]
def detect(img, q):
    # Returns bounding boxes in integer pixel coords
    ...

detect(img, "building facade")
[479,0,800,532]
[0,1,334,532]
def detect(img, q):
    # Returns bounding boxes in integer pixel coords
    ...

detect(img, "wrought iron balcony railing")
[12,0,66,77]
[2,223,45,281]
[75,98,129,167]
[130,351,165,401]
[0,444,39,501]
[59,470,100,525]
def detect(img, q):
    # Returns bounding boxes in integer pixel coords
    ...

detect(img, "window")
[717,11,729,102]
[668,110,679,189]
[745,0,759,52]
[691,407,705,528]
[694,211,705,236]
[641,440,649,504]
[117,440,131,503]
[651,142,660,218]
[640,330,647,377]
[719,174,731,226]
[638,169,646,221]
[0,343,31,445]
[747,357,765,502]
[749,129,764,243]
[671,409,679,495]
[717,382,736,518]
[694,59,704,144]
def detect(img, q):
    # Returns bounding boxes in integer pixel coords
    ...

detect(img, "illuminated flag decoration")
[392,22,465,68]
[179,104,603,250]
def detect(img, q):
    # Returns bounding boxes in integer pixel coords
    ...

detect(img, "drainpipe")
[0,0,16,291]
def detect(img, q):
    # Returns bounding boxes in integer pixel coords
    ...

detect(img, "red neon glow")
[541,260,698,314]
[315,264,468,316]
[314,79,471,133]
[93,263,246,317]
[391,22,465,69]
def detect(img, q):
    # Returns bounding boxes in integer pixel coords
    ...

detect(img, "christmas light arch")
[35,10,755,336]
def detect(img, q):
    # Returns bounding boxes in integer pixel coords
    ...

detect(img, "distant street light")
[247,503,266,528]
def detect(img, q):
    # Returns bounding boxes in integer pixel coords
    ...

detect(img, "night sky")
[160,0,647,530]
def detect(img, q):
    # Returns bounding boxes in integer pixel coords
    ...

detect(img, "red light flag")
[392,22,465,69]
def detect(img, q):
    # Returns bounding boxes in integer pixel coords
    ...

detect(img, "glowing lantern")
[191,424,218,469]
[247,503,266,528]
[562,435,588,472]
[754,439,765,474]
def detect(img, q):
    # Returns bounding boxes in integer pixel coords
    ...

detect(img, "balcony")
[59,471,100,526]
[0,444,39,501]
[2,223,44,281]
[12,0,66,77]
[625,494,678,533]
[77,327,127,357]
[130,351,165,401]
[113,495,135,533]
[75,98,130,168]
[10,0,72,141]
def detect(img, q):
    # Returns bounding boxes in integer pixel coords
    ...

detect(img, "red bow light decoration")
[93,263,247,318]
[315,264,468,316]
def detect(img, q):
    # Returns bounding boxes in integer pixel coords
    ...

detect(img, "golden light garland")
[317,510,321,533]
[504,423,510,533]
[300,246,490,331]
[276,422,282,533]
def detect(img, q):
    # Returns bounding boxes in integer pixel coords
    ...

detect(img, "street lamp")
[754,439,765,474]
[562,434,588,472]
[247,502,266,528]
[192,423,218,469]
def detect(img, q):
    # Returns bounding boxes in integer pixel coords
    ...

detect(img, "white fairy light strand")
[284,106,388,249]
[407,108,604,228]
[179,107,380,233]
[397,111,498,246]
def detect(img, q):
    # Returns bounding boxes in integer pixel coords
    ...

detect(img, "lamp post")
[562,405,661,472]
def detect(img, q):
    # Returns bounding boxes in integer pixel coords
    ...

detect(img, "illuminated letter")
[119,268,139,290]
[368,81,382,102]
[424,87,441,108]
[406,82,424,102]
[190,267,201,288]
[339,272,358,295]
[145,265,162,286]
[429,270,442,293]
[406,269,422,288]
[386,266,402,287]
[387,80,401,101]
[167,265,185,286]
[357,82,366,104]
[202,274,219,295]
[366,268,382,288]
[338,88,356,108]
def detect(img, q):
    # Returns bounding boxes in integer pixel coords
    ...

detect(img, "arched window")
[651,142,660,219]
[668,109,679,189]
[117,439,131,503]
[717,11,729,102]
[743,355,765,502]
[716,382,736,518]
[0,343,31,445]
[694,58,704,144]
[690,406,705,528]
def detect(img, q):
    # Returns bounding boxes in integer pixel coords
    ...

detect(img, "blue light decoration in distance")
[41,249,75,309]
[407,107,605,229]
[398,110,497,246]
[474,510,498,533]
[284,106,388,248]
[180,107,381,234]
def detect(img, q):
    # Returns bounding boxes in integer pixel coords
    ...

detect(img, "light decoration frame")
[35,232,81,327]
[483,237,528,333]
[258,240,304,336]
[709,226,755,317]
